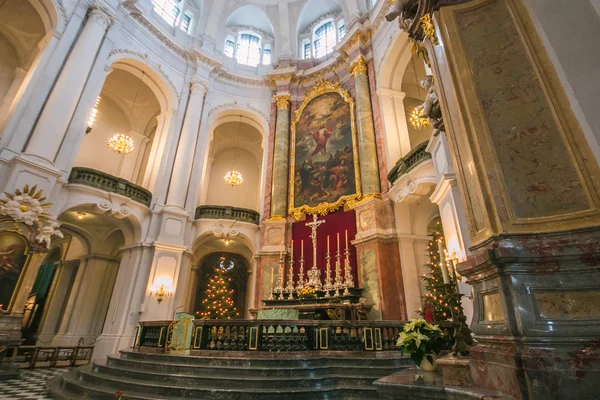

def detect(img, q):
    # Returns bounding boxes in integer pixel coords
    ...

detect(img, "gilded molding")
[348,55,369,77]
[288,80,362,220]
[273,94,291,111]
[420,14,439,45]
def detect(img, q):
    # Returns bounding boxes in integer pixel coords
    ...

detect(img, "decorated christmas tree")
[198,267,240,320]
[419,219,457,322]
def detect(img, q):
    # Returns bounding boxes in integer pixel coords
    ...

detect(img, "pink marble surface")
[262,100,277,219]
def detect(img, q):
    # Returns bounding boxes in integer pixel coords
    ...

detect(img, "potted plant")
[396,318,446,371]
[297,286,316,300]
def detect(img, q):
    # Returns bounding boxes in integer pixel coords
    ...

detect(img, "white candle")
[290,239,293,259]
[345,230,348,249]
[337,233,340,251]
[438,240,450,284]
[301,240,304,258]
[327,235,330,253]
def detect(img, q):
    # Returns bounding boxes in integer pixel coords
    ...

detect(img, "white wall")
[206,147,260,210]
[0,36,18,112]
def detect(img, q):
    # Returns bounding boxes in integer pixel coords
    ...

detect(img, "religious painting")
[0,231,30,313]
[289,81,361,220]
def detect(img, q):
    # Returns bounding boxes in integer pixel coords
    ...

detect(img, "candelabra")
[268,267,275,300]
[296,253,306,291]
[323,239,334,297]
[285,253,295,299]
[342,246,353,296]
[334,245,343,297]
[276,253,285,300]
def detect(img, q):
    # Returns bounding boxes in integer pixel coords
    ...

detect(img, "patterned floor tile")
[0,368,70,399]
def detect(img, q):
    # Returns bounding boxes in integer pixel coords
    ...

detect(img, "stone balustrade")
[195,205,260,225]
[387,141,432,184]
[68,167,153,207]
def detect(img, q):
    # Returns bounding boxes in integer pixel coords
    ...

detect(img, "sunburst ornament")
[224,170,243,187]
[0,185,63,248]
[409,106,431,130]
[107,133,134,155]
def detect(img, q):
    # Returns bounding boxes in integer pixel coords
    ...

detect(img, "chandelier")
[107,133,134,155]
[409,106,431,130]
[224,170,243,187]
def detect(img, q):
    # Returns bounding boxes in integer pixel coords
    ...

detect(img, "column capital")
[273,94,291,110]
[348,55,368,77]
[88,4,114,29]
[190,80,208,96]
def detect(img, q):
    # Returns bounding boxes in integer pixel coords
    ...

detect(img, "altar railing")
[191,320,406,352]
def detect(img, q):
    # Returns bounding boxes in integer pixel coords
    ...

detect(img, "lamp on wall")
[223,116,244,187]
[149,281,174,303]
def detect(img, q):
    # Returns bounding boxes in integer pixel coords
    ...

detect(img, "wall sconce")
[149,283,174,303]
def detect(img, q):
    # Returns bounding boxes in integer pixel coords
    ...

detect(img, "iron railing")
[195,205,260,225]
[387,140,432,184]
[68,167,152,207]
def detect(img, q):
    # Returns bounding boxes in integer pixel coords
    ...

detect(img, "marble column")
[270,94,291,218]
[425,1,600,398]
[166,80,207,208]
[25,5,113,163]
[349,56,381,196]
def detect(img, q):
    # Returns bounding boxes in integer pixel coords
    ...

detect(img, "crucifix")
[305,214,325,289]
[306,214,325,269]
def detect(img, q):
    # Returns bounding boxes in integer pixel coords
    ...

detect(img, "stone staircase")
[47,350,413,399]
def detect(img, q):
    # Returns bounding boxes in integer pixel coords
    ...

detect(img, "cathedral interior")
[0,0,599,399]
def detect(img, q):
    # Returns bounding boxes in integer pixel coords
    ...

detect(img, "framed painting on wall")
[289,80,361,220]
[0,231,31,313]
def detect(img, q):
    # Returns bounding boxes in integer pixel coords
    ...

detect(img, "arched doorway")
[193,252,248,317]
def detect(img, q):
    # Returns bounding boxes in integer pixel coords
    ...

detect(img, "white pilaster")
[166,80,207,208]
[377,87,411,166]
[25,6,113,164]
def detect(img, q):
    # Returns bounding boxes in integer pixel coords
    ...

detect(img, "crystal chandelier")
[107,133,134,155]
[224,170,243,187]
[409,106,431,130]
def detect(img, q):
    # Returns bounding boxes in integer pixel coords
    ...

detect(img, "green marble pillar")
[350,56,381,197]
[270,94,291,218]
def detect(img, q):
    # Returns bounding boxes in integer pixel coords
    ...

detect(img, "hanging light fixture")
[408,56,431,130]
[223,116,244,187]
[86,96,101,133]
[107,72,144,156]
[409,107,431,130]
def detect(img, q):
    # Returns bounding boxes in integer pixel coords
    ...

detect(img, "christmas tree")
[419,219,457,322]
[198,266,240,319]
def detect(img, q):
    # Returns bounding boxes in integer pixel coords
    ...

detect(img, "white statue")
[415,75,442,129]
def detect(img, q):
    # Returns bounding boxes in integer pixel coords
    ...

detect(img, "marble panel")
[534,290,600,320]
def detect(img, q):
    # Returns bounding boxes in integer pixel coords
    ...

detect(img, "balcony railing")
[387,140,432,184]
[195,205,260,225]
[68,167,152,207]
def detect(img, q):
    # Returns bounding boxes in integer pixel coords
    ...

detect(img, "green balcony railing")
[195,205,260,225]
[68,167,152,207]
[387,140,432,185]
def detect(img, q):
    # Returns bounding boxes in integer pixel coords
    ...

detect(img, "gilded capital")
[273,94,291,111]
[348,56,368,77]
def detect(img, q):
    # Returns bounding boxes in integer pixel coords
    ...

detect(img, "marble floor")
[0,368,70,400]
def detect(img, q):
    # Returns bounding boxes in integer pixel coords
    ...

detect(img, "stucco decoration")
[0,185,63,248]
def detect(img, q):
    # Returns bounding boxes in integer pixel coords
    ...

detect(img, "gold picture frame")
[0,230,33,314]
[288,80,362,220]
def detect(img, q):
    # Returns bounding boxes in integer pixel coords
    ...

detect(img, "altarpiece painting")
[0,231,30,312]
[289,81,361,219]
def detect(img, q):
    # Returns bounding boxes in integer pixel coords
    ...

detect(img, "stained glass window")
[152,0,181,26]
[236,33,262,67]
[313,21,335,58]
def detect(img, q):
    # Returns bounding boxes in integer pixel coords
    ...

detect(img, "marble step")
[107,354,408,378]
[93,360,383,389]
[120,350,411,368]
[49,367,381,399]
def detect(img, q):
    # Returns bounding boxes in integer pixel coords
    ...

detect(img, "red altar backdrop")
[290,209,358,286]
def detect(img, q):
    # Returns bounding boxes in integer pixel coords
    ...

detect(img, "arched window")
[152,0,182,26]
[236,33,262,67]
[262,45,272,65]
[224,36,235,58]
[313,20,336,58]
